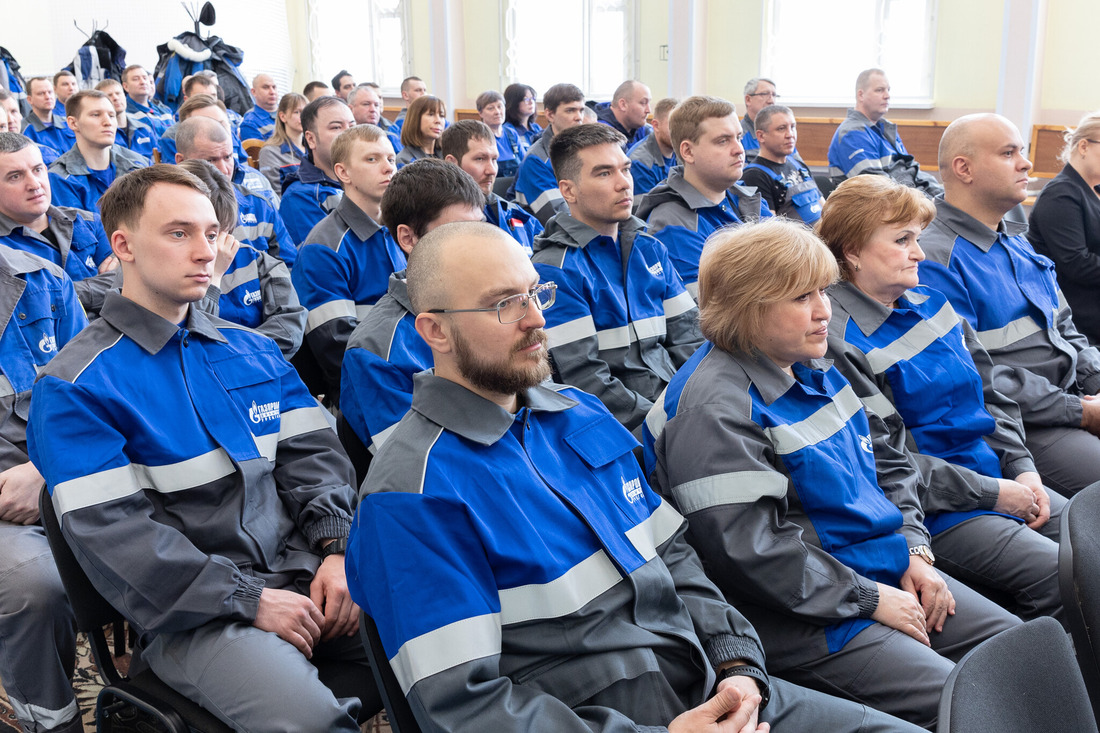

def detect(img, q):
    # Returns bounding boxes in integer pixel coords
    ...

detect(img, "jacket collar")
[933,196,1025,252]
[388,270,412,312]
[335,195,383,240]
[99,291,227,355]
[661,166,756,211]
[296,156,341,187]
[411,371,577,446]
[724,344,832,406]
[540,212,646,250]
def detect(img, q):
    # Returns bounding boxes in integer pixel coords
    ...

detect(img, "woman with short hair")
[503,83,541,155]
[396,95,446,168]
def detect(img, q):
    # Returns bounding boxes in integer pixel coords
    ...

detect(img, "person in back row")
[346,218,925,733]
[503,82,542,154]
[257,92,308,191]
[741,104,824,224]
[95,79,159,160]
[441,120,542,254]
[514,83,587,225]
[340,158,486,465]
[475,90,522,178]
[394,95,445,168]
[532,123,701,433]
[739,77,778,162]
[21,77,75,155]
[628,96,678,196]
[596,80,653,149]
[239,73,280,142]
[638,95,771,297]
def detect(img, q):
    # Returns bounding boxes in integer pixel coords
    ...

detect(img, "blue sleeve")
[280,188,326,246]
[630,161,663,196]
[515,156,566,226]
[48,174,95,212]
[239,119,263,142]
[157,135,178,165]
[340,328,426,452]
[828,125,881,178]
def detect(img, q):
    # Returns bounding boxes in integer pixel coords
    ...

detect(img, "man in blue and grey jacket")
[346,219,923,733]
[514,83,586,226]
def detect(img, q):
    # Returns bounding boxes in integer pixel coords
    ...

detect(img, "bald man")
[344,220,923,733]
[239,73,279,141]
[919,113,1100,497]
[596,80,653,149]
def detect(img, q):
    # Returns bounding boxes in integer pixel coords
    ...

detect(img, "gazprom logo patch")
[39,333,57,354]
[85,255,95,268]
[859,435,874,454]
[243,290,262,306]
[622,475,644,504]
[647,261,664,278]
[240,213,258,225]
[249,400,279,423]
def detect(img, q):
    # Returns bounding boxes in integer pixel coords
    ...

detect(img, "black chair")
[361,613,422,733]
[1059,480,1100,722]
[937,616,1097,732]
[337,412,374,489]
[493,175,516,199]
[39,488,232,733]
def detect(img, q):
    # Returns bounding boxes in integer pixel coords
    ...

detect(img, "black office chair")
[1058,480,1100,722]
[39,488,232,733]
[361,613,422,733]
[937,616,1097,732]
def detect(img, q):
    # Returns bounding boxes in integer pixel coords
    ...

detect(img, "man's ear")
[111,228,136,264]
[414,312,452,354]
[395,224,418,255]
[951,155,973,185]
[679,139,695,166]
[444,154,459,166]
[333,161,349,185]
[304,129,317,151]
[558,178,577,205]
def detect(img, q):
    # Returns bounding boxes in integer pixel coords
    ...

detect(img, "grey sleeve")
[253,252,307,359]
[653,394,880,624]
[549,336,653,432]
[73,271,121,316]
[962,318,1036,477]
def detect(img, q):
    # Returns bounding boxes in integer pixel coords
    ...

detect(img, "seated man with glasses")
[531,123,702,435]
[827,68,944,197]
[345,219,925,733]
[740,77,782,163]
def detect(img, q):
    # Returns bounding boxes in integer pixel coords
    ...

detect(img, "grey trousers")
[931,502,1064,622]
[1026,424,1100,497]
[0,521,81,733]
[763,678,925,732]
[779,573,1021,730]
[142,620,368,733]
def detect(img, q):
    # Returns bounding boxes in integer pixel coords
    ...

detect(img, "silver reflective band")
[975,315,1042,352]
[672,470,788,514]
[764,385,864,455]
[863,301,958,374]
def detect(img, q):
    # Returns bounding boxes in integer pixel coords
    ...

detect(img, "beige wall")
[1041,0,1100,125]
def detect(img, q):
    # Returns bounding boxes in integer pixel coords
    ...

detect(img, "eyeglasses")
[1087,139,1100,145]
[429,282,557,324]
[522,96,536,102]
[748,92,780,99]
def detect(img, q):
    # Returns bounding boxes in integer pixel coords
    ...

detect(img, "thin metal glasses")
[428,282,557,324]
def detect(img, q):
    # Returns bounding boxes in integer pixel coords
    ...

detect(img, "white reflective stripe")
[847,154,894,176]
[764,385,863,455]
[975,315,1043,352]
[306,299,357,333]
[323,193,343,212]
[369,421,401,453]
[233,224,265,242]
[685,280,699,300]
[499,549,623,625]
[596,325,631,350]
[645,390,669,442]
[1057,289,1070,313]
[254,433,279,462]
[220,260,260,292]
[390,613,502,695]
[280,406,335,440]
[625,499,684,560]
[672,470,788,514]
[356,304,374,320]
[663,290,696,318]
[531,188,563,214]
[54,448,236,517]
[546,315,597,348]
[863,301,957,373]
[9,697,79,730]
[0,375,13,399]
[632,315,667,341]
[859,392,897,419]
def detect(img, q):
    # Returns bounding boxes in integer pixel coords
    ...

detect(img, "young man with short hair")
[441,119,541,254]
[637,95,772,297]
[514,82,587,225]
[29,163,372,731]
[20,77,75,155]
[122,64,173,136]
[95,79,158,160]
[52,71,78,119]
[532,123,702,432]
[304,80,331,101]
[331,71,355,101]
[239,73,280,142]
[279,96,355,245]
[49,90,148,213]
[292,124,401,400]
[340,157,486,457]
[741,104,824,223]
[0,133,114,307]
[628,96,678,195]
[390,76,427,133]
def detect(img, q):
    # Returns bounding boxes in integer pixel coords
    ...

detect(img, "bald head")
[937,113,1032,225]
[938,113,1006,174]
[176,116,230,156]
[251,73,279,112]
[408,222,518,314]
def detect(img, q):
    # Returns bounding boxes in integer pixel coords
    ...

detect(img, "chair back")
[938,616,1097,732]
[1059,481,1100,722]
[361,613,422,733]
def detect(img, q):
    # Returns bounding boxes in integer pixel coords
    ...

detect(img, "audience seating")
[361,614,423,733]
[1058,480,1100,723]
[792,116,949,171]
[242,137,264,170]
[937,616,1097,732]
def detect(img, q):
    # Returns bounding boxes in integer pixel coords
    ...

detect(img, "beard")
[453,327,552,397]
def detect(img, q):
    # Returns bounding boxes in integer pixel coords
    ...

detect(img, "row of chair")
[38,482,1100,732]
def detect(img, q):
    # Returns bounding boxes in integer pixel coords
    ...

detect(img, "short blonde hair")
[331,124,387,168]
[698,218,838,354]
[1061,110,1100,165]
[816,176,934,280]
[669,95,735,153]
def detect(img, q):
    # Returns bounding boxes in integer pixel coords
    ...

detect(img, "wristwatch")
[909,544,935,566]
[320,537,348,558]
[715,664,771,711]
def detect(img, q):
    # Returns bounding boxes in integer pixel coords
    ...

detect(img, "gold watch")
[908,544,935,566]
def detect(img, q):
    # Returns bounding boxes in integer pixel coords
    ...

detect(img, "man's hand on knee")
[254,588,323,658]
[0,461,45,525]
[310,554,360,641]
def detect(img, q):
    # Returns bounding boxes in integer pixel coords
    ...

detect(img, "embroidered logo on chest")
[859,435,874,454]
[647,261,664,278]
[38,333,57,354]
[242,290,262,306]
[240,213,258,225]
[622,475,644,504]
[249,400,280,423]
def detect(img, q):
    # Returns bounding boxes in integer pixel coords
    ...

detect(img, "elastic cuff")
[704,633,766,673]
[306,515,351,549]
[856,579,880,618]
[977,476,1001,511]
[231,574,265,621]
[1004,458,1037,480]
